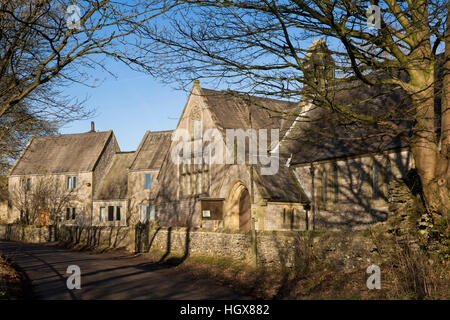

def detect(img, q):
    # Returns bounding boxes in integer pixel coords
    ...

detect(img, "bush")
[372,231,448,299]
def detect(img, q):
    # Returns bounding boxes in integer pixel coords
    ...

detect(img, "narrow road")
[0,241,246,300]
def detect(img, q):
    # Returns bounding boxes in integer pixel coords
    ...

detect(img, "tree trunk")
[438,0,450,219]
[409,68,450,219]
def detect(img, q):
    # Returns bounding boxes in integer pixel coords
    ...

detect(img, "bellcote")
[303,39,335,91]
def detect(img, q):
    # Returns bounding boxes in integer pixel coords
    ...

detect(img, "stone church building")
[7,40,423,231]
[154,39,417,231]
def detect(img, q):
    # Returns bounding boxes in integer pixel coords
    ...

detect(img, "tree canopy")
[0,0,174,177]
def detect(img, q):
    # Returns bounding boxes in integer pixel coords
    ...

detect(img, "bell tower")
[303,39,335,93]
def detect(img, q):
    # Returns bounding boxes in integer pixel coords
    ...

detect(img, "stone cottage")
[0,189,8,223]
[92,151,135,226]
[8,124,120,225]
[7,125,173,227]
[127,130,172,225]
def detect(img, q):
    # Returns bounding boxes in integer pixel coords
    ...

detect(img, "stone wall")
[263,203,307,231]
[0,224,54,243]
[57,225,133,250]
[292,149,413,231]
[0,223,380,271]
[136,226,379,271]
[0,224,133,250]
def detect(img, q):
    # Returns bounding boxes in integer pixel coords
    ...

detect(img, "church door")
[238,188,251,231]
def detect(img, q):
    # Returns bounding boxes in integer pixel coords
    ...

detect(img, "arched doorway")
[224,181,252,230]
[238,188,251,230]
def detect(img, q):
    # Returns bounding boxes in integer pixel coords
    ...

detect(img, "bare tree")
[139,0,449,221]
[0,0,175,171]
[11,176,75,225]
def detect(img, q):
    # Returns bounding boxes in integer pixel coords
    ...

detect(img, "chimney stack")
[90,121,95,132]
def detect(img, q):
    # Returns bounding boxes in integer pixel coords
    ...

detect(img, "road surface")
[0,241,246,300]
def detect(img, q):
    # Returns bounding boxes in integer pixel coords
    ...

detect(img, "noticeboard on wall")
[200,200,223,220]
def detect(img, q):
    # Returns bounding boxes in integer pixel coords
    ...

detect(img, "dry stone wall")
[0,223,380,272]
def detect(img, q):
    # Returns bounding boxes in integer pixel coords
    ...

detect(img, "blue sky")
[60,62,190,152]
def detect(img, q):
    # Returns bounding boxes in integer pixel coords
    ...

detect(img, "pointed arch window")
[333,163,339,204]
[385,157,392,197]
[191,106,202,139]
[373,160,379,200]
[322,169,327,208]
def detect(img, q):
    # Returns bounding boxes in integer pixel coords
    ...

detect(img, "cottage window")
[66,176,77,190]
[116,206,122,221]
[108,206,114,221]
[100,207,106,222]
[149,204,155,221]
[144,173,151,190]
[72,208,76,220]
[66,208,71,220]
[20,178,30,191]
[140,204,148,222]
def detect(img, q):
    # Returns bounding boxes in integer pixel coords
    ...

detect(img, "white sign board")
[202,210,211,218]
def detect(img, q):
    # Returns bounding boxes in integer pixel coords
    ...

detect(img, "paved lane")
[0,241,245,300]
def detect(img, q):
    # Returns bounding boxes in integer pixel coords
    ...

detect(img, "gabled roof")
[10,131,114,175]
[198,88,300,137]
[129,130,173,171]
[94,152,135,200]
[279,45,444,166]
[254,165,309,203]
[280,78,413,164]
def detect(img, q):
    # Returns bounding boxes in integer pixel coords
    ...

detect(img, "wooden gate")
[135,222,150,253]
